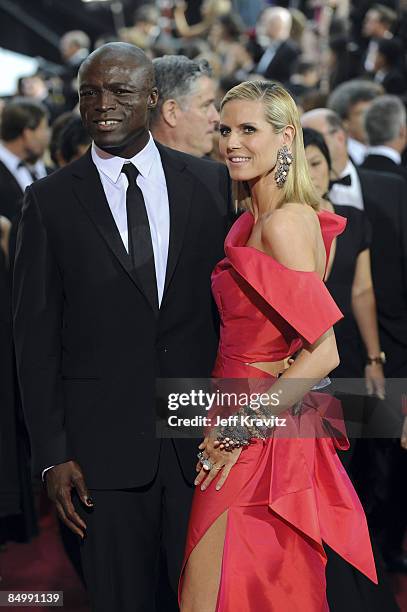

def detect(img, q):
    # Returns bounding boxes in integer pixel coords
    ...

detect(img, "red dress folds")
[179,210,377,611]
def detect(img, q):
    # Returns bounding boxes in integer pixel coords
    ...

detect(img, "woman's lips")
[228,156,251,165]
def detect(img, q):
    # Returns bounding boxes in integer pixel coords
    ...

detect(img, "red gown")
[179,210,377,611]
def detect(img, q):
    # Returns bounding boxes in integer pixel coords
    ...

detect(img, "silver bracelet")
[216,404,274,450]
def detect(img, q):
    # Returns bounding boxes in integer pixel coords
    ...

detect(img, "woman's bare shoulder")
[261,204,316,271]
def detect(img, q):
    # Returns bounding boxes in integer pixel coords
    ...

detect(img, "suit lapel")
[71,151,157,311]
[0,160,24,195]
[156,144,194,302]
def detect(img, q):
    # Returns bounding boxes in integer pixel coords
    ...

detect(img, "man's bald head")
[259,6,292,41]
[79,42,155,90]
[301,108,348,175]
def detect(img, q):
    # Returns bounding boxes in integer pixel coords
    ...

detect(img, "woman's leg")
[180,510,228,612]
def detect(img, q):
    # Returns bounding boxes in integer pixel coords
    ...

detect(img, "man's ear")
[337,127,347,147]
[161,99,179,128]
[342,119,350,134]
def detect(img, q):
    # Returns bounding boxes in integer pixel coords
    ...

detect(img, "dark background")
[0,0,203,65]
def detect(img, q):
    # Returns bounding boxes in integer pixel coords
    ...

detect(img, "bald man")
[13,43,231,611]
[255,6,300,84]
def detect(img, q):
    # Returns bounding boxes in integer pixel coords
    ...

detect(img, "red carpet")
[0,497,89,612]
[0,493,406,611]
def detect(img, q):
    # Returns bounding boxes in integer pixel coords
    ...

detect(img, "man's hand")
[45,460,93,538]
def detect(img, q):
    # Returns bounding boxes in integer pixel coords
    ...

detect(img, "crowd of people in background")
[1,0,407,603]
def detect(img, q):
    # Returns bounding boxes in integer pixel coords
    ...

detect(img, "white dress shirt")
[91,133,170,306]
[347,137,367,166]
[42,134,170,480]
[30,159,47,180]
[329,160,364,210]
[365,145,401,165]
[257,41,280,74]
[0,142,42,191]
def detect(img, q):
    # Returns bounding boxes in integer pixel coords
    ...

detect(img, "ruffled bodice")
[211,209,347,369]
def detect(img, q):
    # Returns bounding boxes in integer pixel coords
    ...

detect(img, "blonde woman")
[179,81,377,611]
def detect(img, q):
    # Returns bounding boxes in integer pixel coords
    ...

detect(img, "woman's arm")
[351,249,385,399]
[174,2,211,39]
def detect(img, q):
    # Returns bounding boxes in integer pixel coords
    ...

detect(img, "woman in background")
[303,127,385,394]
[303,126,399,612]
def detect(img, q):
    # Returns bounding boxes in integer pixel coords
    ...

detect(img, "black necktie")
[329,174,352,188]
[18,160,38,182]
[121,163,158,309]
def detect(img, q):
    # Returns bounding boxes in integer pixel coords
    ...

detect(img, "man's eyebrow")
[106,82,135,88]
[79,82,137,89]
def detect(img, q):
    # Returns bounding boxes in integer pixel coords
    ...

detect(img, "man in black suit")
[372,38,407,95]
[362,94,407,183]
[254,6,300,84]
[13,43,231,611]
[60,30,90,112]
[150,55,219,158]
[327,79,383,166]
[0,98,49,221]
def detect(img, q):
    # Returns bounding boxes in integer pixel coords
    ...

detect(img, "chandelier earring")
[275,145,293,188]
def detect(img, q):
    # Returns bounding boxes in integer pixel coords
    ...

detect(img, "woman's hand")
[365,363,385,400]
[195,435,242,492]
[401,416,407,450]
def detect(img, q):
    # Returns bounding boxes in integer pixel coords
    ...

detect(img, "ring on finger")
[201,458,213,471]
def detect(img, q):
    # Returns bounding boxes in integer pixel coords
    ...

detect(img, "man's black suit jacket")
[0,161,24,222]
[361,153,407,184]
[357,167,407,376]
[257,39,300,84]
[13,144,231,489]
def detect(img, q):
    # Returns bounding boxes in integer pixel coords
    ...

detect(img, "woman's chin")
[228,168,256,182]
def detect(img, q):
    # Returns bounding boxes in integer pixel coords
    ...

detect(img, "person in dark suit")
[362,94,407,183]
[255,6,300,84]
[0,98,49,221]
[372,38,407,96]
[59,30,90,112]
[327,79,383,166]
[13,43,231,611]
[150,55,219,158]
[0,214,38,549]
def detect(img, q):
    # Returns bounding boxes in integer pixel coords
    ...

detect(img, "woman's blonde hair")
[220,80,320,212]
